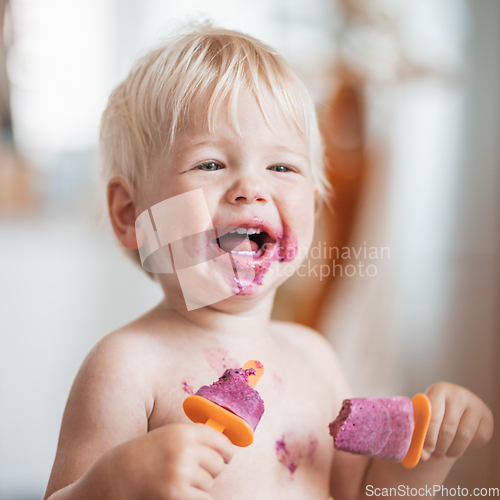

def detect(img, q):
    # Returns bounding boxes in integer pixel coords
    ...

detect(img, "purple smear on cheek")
[274,223,298,263]
[253,223,298,286]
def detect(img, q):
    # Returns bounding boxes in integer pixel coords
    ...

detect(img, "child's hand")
[420,382,493,461]
[109,423,233,500]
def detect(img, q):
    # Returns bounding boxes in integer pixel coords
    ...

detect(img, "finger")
[471,410,494,448]
[187,488,213,500]
[191,467,215,492]
[195,424,234,464]
[447,408,478,457]
[433,401,464,458]
[423,391,446,456]
[198,446,226,478]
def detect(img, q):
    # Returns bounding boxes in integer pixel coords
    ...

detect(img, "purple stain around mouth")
[231,222,299,294]
[274,223,298,263]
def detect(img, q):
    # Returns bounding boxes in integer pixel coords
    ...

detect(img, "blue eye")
[269,165,291,173]
[196,161,223,171]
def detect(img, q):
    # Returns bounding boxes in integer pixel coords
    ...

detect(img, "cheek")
[137,177,173,211]
[196,186,223,221]
[139,173,216,215]
[274,190,315,269]
[284,187,315,241]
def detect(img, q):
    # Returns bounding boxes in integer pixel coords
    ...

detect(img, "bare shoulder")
[89,313,164,361]
[84,306,179,377]
[81,329,153,396]
[63,318,163,442]
[44,312,169,496]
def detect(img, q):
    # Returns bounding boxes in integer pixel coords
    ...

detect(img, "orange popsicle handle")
[183,395,255,447]
[206,417,226,433]
[242,360,265,388]
[401,393,432,468]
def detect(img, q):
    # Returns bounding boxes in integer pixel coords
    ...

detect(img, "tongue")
[219,233,259,253]
[245,240,260,252]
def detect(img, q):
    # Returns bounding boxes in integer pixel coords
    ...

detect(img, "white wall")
[0,214,163,498]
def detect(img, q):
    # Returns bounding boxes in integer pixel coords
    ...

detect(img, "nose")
[226,176,268,205]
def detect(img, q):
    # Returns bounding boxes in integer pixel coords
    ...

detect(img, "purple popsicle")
[195,368,265,431]
[329,397,415,462]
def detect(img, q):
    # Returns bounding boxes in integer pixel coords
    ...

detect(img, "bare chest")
[147,355,335,499]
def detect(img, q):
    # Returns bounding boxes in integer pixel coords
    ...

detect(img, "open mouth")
[216,227,276,259]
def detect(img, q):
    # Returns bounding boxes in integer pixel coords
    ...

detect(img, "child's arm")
[43,334,233,500]
[330,382,494,500]
[45,423,232,500]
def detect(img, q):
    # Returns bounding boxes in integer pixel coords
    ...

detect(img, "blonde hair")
[99,22,329,270]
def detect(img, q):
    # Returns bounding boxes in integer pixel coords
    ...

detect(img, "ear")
[314,187,323,220]
[107,177,139,250]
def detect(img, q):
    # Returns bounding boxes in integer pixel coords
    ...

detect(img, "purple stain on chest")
[182,381,195,395]
[275,432,318,479]
[273,371,283,385]
[307,435,319,460]
[203,347,240,374]
[275,438,295,474]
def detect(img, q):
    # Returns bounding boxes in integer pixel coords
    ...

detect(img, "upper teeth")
[229,227,261,235]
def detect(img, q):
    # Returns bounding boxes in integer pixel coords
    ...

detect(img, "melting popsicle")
[329,394,431,468]
[183,360,265,447]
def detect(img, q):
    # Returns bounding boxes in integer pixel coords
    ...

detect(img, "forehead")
[173,88,308,154]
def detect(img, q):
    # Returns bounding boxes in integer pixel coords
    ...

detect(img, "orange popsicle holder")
[401,393,432,468]
[183,360,265,447]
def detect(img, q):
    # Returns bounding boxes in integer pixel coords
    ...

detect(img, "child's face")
[141,89,316,306]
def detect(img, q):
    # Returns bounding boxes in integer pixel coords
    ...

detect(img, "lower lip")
[226,241,276,293]
[229,229,298,294]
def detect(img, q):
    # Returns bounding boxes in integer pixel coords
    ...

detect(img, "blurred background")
[0,0,498,497]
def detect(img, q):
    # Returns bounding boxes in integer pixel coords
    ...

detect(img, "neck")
[156,290,276,343]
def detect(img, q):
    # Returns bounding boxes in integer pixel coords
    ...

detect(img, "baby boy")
[43,24,493,500]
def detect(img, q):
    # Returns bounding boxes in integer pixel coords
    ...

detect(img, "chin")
[207,280,278,313]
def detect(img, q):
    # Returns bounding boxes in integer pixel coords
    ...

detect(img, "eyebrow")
[273,144,310,162]
[176,138,309,162]
[169,139,216,160]
[188,139,219,148]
